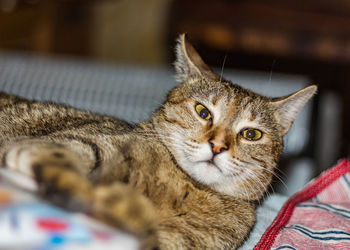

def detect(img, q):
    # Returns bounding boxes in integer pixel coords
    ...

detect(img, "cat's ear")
[271,85,317,134]
[174,34,221,83]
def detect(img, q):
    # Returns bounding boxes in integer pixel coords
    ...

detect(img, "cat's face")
[153,34,316,200]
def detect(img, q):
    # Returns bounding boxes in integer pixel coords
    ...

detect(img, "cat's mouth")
[203,159,222,173]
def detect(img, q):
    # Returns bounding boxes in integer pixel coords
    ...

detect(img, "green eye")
[241,128,263,141]
[195,104,212,120]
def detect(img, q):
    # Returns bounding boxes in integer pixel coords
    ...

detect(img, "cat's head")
[153,34,317,200]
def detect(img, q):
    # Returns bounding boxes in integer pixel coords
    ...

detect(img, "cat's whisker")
[246,163,289,193]
[243,168,270,204]
[255,158,288,181]
[240,174,254,200]
[226,161,270,202]
[233,157,289,194]
[263,170,289,194]
[184,140,200,148]
[166,138,198,156]
[248,156,288,180]
[245,166,282,202]
[268,59,276,86]
[147,130,204,158]
[253,171,274,200]
[139,130,203,165]
[139,130,182,144]
[223,161,254,200]
[219,54,227,82]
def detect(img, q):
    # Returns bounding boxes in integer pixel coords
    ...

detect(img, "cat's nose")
[209,139,228,155]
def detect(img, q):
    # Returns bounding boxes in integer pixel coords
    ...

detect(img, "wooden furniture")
[0,0,94,56]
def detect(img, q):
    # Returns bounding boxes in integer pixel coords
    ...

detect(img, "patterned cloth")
[0,169,139,250]
[255,159,350,250]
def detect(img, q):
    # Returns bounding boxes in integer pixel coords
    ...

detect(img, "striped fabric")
[255,159,350,249]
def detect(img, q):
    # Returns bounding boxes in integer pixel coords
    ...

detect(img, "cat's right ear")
[271,85,317,135]
[174,34,221,83]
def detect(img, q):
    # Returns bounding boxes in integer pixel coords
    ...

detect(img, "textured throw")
[255,159,350,250]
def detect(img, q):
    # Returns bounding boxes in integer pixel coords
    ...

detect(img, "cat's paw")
[93,183,158,249]
[5,146,93,212]
[33,163,93,212]
[6,145,37,177]
[6,146,75,177]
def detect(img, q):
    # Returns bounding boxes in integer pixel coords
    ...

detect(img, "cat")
[0,34,316,249]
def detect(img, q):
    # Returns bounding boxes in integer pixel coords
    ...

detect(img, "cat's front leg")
[2,142,159,249]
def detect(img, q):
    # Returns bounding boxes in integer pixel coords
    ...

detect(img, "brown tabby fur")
[0,34,317,249]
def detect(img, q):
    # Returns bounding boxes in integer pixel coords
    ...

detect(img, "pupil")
[247,130,255,138]
[201,109,208,118]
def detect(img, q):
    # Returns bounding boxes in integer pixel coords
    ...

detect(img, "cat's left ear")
[174,34,221,83]
[271,85,317,135]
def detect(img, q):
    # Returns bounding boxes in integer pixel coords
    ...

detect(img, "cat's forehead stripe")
[233,103,264,130]
[211,94,220,105]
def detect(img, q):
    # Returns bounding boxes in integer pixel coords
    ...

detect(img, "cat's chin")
[179,159,225,185]
[179,159,259,199]
[200,160,222,173]
[179,159,236,191]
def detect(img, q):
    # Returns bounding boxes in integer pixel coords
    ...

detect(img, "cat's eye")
[240,128,263,141]
[195,103,212,120]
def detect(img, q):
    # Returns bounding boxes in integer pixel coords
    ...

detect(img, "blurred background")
[0,0,349,194]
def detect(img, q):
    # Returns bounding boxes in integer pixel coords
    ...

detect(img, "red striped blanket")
[255,159,350,250]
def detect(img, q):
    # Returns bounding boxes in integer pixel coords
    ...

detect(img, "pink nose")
[209,139,228,155]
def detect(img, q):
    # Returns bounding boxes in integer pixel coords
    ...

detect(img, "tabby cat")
[0,34,316,249]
